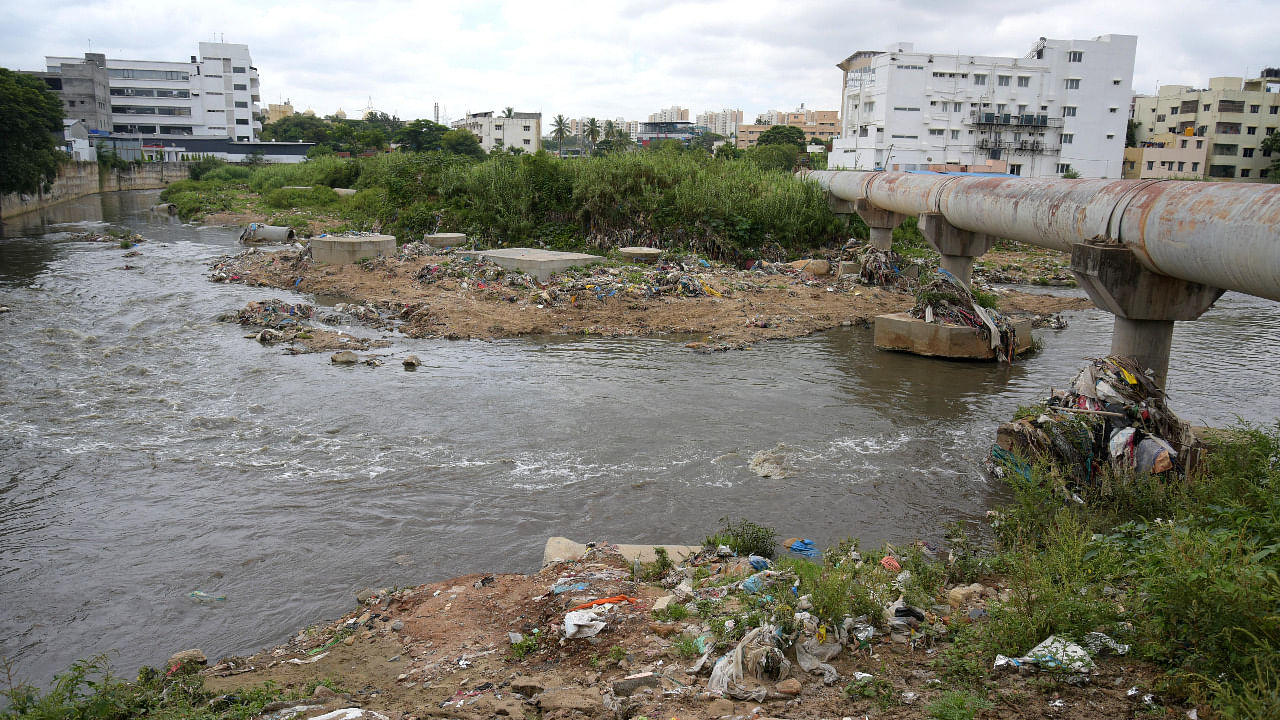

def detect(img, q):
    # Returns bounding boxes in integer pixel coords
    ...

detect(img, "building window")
[1113,79,1121,85]
[1177,161,1185,171]
[1192,162,1199,171]
[1248,126,1258,135]
[1241,169,1251,177]
[1272,107,1279,114]
[1009,163,1022,176]
[1263,169,1270,178]
[1250,104,1260,113]
[1147,161,1154,170]
[950,130,959,139]
[1058,163,1073,174]
[1068,50,1083,62]
[1106,133,1115,139]
[1204,103,1211,111]
[998,75,1010,86]
[523,139,531,145]
[234,101,248,108]
[1243,148,1254,157]
[1196,139,1204,148]
[237,136,249,142]
[1110,107,1118,113]
[1062,106,1077,117]
[235,118,249,125]
[864,102,874,112]
[1062,133,1074,143]
[928,128,945,136]
[953,102,962,112]
[233,83,247,91]
[1017,76,1030,87]
[996,104,1006,113]
[232,66,246,73]
[1064,78,1081,90]
[523,125,531,131]
[974,74,987,86]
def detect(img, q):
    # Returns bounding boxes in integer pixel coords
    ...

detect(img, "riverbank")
[208,243,1089,352]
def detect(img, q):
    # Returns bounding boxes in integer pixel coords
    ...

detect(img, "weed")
[508,629,541,660]
[652,602,689,622]
[608,645,627,663]
[707,517,778,558]
[926,690,994,720]
[672,634,702,660]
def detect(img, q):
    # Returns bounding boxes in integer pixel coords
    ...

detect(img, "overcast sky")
[3,1,1277,124]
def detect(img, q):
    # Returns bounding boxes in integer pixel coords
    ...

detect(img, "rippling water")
[1,190,1277,687]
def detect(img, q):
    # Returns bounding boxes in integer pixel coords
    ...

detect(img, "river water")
[1,190,1277,687]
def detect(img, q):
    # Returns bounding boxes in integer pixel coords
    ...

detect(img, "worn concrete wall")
[2,162,190,219]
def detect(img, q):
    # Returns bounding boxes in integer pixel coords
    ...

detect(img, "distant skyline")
[3,0,1277,124]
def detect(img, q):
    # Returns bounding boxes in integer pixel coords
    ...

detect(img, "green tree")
[551,114,570,156]
[749,143,798,172]
[440,128,485,159]
[354,127,388,152]
[394,119,448,152]
[693,131,726,152]
[362,111,403,136]
[1261,130,1280,182]
[260,114,331,144]
[584,117,601,151]
[0,68,65,199]
[755,124,807,149]
[1126,119,1140,148]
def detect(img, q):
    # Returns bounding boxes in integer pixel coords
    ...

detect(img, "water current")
[1,190,1277,687]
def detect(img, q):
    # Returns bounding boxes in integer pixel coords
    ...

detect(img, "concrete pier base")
[542,537,702,566]
[476,248,603,282]
[311,234,397,265]
[874,312,1033,359]
[423,232,467,248]
[1071,243,1224,388]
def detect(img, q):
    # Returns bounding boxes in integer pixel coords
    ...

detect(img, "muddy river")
[1,190,1277,686]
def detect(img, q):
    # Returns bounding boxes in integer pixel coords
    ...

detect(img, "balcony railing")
[968,111,1064,128]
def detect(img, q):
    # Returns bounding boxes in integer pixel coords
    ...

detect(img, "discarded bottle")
[189,590,227,602]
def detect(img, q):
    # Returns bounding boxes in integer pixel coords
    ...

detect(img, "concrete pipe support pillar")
[918,213,995,287]
[853,199,907,251]
[1071,243,1225,389]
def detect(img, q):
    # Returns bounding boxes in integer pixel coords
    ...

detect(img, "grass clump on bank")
[0,655,331,720]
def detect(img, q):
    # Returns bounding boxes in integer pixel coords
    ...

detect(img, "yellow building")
[266,102,295,124]
[736,107,839,148]
[1122,132,1208,179]
[1131,74,1280,181]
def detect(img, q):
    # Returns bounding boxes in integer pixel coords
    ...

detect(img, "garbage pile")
[911,268,1019,362]
[857,246,921,289]
[995,356,1194,484]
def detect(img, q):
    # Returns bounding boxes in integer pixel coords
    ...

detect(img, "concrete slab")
[542,536,703,566]
[423,232,467,248]
[311,234,397,265]
[476,248,603,282]
[618,246,662,263]
[873,312,1033,359]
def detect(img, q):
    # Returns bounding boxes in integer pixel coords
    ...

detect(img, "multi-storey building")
[734,105,840,148]
[648,106,689,122]
[266,101,295,124]
[829,35,1136,178]
[452,111,542,152]
[1131,73,1280,181]
[30,53,112,131]
[695,108,743,137]
[1121,132,1209,179]
[44,42,262,142]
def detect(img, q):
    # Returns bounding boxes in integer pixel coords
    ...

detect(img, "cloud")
[3,0,1276,123]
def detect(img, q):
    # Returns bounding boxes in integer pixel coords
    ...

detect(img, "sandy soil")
[208,246,1091,352]
[200,545,1167,720]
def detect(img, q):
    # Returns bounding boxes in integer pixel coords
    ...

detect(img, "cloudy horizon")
[3,0,1277,125]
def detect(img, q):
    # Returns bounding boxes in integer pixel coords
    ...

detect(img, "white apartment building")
[648,105,689,122]
[452,111,542,152]
[830,35,1136,178]
[696,108,743,137]
[46,42,261,141]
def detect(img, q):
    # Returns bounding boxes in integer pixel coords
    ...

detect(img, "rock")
[343,636,355,646]
[612,672,660,697]
[789,259,830,276]
[331,350,359,364]
[648,622,680,637]
[776,678,802,696]
[947,583,986,608]
[651,595,676,612]
[537,688,599,712]
[390,620,404,631]
[165,649,206,669]
[313,685,339,700]
[402,355,420,370]
[511,678,544,697]
[967,608,988,621]
[707,697,735,716]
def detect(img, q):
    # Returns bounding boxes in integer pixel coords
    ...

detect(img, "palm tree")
[552,114,570,156]
[503,107,514,118]
[585,118,601,150]
[604,119,616,138]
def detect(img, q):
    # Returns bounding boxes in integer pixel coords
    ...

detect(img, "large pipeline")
[807,170,1280,302]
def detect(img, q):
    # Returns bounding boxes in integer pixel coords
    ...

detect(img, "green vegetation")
[508,628,541,659]
[0,68,64,198]
[705,517,779,558]
[927,690,994,720]
[0,655,333,720]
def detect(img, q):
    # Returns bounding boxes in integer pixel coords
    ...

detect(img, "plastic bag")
[563,610,606,639]
[705,626,790,701]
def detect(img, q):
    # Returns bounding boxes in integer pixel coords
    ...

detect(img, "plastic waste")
[740,570,777,594]
[563,610,606,639]
[747,555,771,570]
[706,625,790,701]
[189,591,227,602]
[784,538,821,558]
[552,582,588,595]
[995,635,1095,675]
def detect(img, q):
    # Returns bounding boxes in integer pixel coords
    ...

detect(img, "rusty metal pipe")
[807,170,1280,301]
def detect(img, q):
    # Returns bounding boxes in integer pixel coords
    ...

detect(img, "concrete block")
[542,537,702,566]
[873,312,1033,359]
[613,672,660,697]
[333,188,357,197]
[619,246,662,263]
[423,232,467,248]
[311,234,397,265]
[476,248,603,283]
